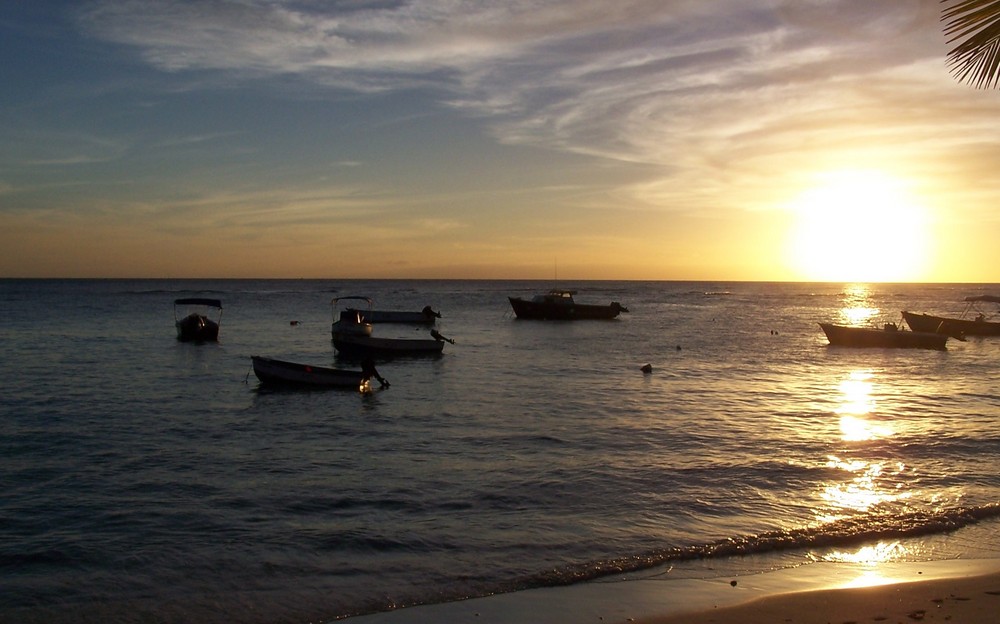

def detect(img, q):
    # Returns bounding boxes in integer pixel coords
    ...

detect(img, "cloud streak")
[76,0,948,170]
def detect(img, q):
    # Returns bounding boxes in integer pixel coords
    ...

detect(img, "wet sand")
[643,569,1000,624]
[347,559,1000,624]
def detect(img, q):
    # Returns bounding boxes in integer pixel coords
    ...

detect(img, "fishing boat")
[902,295,1000,337]
[251,355,372,391]
[507,289,629,320]
[818,322,949,350]
[332,296,451,357]
[174,298,223,342]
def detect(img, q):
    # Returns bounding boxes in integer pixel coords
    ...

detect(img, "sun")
[784,170,931,282]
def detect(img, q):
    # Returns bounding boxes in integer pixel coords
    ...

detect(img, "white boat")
[331,296,451,357]
[331,296,374,337]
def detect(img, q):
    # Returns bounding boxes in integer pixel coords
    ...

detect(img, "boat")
[332,296,451,357]
[507,289,629,320]
[332,331,447,358]
[818,322,948,350]
[251,355,373,392]
[331,296,375,337]
[358,306,441,324]
[902,295,1000,338]
[174,298,223,342]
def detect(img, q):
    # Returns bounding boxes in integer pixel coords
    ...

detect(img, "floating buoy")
[641,363,653,374]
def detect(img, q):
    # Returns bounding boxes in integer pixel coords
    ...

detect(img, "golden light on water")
[837,284,879,326]
[821,541,908,565]
[821,456,909,517]
[816,370,906,521]
[835,371,894,441]
[785,170,930,283]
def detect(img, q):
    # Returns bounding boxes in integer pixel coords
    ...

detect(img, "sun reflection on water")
[835,371,894,441]
[816,542,915,588]
[821,541,908,565]
[816,370,908,522]
[838,284,879,326]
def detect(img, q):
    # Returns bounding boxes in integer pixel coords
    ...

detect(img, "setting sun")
[785,170,931,282]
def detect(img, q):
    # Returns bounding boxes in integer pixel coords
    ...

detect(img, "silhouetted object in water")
[431,329,455,344]
[362,359,390,388]
[251,356,371,392]
[508,289,629,320]
[641,363,653,374]
[174,298,223,342]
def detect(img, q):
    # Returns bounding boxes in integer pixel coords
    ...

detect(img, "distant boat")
[508,289,629,320]
[902,295,1000,338]
[333,297,440,326]
[332,296,450,358]
[818,322,949,350]
[174,298,222,342]
[251,356,371,392]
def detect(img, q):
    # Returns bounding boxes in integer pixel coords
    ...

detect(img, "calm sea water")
[3,279,1000,624]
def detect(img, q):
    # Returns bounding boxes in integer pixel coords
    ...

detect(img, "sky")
[1,0,999,282]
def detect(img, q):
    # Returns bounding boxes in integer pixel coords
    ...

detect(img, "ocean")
[2,279,1000,624]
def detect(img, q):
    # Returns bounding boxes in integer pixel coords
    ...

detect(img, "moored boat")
[508,289,628,320]
[902,295,1000,337]
[332,332,446,358]
[360,306,441,324]
[174,298,223,342]
[251,355,375,392]
[332,295,451,357]
[819,322,948,350]
[331,296,375,337]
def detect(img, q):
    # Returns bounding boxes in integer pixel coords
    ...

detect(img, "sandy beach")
[348,558,1000,624]
[644,569,1000,624]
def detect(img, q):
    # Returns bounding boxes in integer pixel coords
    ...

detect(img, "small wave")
[503,503,1000,591]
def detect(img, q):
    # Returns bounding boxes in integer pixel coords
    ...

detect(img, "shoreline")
[346,558,1000,624]
[643,566,1000,624]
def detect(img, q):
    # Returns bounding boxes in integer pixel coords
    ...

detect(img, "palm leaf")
[942,0,1000,88]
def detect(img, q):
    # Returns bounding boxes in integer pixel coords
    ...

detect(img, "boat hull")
[819,323,948,350]
[508,297,625,320]
[176,314,220,342]
[902,311,1000,337]
[332,333,445,357]
[251,356,369,390]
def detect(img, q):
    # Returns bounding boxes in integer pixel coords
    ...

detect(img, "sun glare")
[786,170,930,282]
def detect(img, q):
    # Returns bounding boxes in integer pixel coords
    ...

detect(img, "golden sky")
[2,1,999,281]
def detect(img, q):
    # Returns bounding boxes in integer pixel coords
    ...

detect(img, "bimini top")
[331,296,374,308]
[174,297,222,308]
[964,295,1000,304]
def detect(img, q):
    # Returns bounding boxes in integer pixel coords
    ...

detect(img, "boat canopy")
[174,297,222,308]
[332,296,374,308]
[964,295,1000,304]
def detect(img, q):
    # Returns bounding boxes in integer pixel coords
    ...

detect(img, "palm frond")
[942,0,1000,88]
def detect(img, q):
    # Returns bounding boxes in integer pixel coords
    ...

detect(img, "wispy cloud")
[76,0,948,174]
